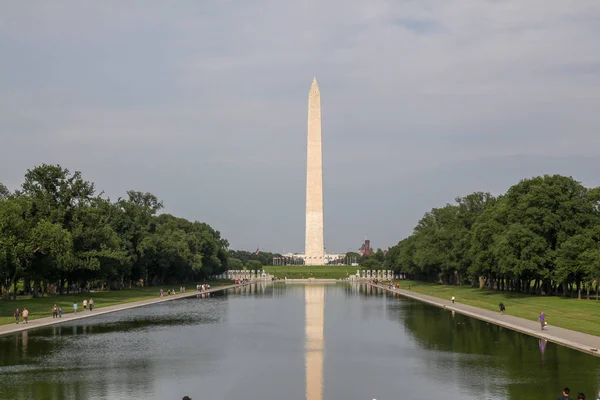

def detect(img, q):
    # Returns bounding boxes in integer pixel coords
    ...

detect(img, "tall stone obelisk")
[305,77,325,266]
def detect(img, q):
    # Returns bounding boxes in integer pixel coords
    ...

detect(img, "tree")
[0,182,9,200]
[246,260,262,271]
[387,175,600,296]
[0,196,33,299]
[0,164,232,298]
[114,191,163,284]
[228,258,243,269]
[360,257,382,270]
[373,248,385,263]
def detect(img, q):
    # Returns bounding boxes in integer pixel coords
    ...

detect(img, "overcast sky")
[1,1,600,254]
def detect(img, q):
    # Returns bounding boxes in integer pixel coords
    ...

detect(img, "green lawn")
[265,266,359,279]
[0,280,233,326]
[394,280,600,337]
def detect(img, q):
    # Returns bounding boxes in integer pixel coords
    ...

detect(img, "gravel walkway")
[0,283,240,338]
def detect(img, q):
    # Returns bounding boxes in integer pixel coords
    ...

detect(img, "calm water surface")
[0,283,599,400]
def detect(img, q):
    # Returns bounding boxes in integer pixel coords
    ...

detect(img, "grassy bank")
[0,280,232,326]
[394,280,600,337]
[265,266,359,279]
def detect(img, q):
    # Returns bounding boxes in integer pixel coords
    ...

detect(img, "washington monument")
[305,77,325,265]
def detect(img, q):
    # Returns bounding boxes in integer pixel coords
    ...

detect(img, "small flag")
[255,248,259,255]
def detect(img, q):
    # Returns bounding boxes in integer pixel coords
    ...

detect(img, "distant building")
[358,239,373,256]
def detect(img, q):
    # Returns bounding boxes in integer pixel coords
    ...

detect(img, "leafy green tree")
[246,260,262,271]
[114,191,163,284]
[0,196,33,299]
[360,257,382,270]
[388,175,600,295]
[228,258,243,269]
[0,182,9,200]
[0,164,232,298]
[229,249,278,266]
[373,248,385,263]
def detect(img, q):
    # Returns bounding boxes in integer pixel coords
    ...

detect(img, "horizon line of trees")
[383,174,600,298]
[228,249,282,271]
[0,164,229,299]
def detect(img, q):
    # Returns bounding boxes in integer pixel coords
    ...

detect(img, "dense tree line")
[384,175,600,298]
[0,165,229,299]
[228,249,280,270]
[357,249,386,269]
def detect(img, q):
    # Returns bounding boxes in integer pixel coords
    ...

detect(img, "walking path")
[371,283,600,358]
[0,283,242,338]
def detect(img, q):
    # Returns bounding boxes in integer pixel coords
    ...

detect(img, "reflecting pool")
[0,283,598,400]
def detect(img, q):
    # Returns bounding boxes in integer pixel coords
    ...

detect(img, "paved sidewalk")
[371,283,600,358]
[0,283,241,338]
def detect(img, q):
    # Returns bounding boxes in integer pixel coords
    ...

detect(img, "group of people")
[72,298,94,314]
[13,308,29,324]
[196,284,210,292]
[159,287,186,297]
[13,298,95,324]
[557,386,598,400]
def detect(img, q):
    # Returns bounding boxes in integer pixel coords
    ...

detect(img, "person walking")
[577,393,585,400]
[451,296,455,304]
[539,311,546,330]
[89,298,94,311]
[14,308,20,324]
[22,307,29,323]
[557,387,571,399]
[52,304,58,318]
[73,301,78,314]
[83,299,88,310]
[595,391,600,400]
[58,306,63,318]
[499,303,506,314]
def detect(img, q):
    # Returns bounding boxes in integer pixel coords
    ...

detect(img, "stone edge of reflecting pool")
[371,283,600,358]
[0,283,246,338]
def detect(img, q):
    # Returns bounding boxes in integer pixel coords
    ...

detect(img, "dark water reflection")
[0,283,598,400]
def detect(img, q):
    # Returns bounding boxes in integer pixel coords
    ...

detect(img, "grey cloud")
[1,0,600,253]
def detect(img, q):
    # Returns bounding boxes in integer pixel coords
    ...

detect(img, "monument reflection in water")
[305,284,325,400]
